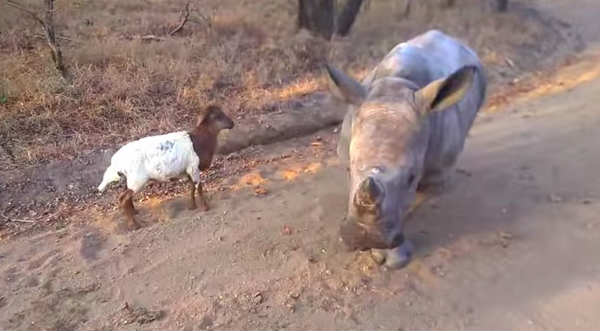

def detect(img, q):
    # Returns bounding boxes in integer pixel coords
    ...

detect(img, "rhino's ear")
[416,65,476,115]
[326,64,367,105]
[354,176,383,212]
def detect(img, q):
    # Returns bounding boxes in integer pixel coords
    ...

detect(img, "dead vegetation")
[0,0,577,170]
[5,0,69,81]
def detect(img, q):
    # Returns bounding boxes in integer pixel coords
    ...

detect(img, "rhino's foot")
[370,240,414,269]
[370,249,387,264]
[418,169,451,194]
[418,178,448,195]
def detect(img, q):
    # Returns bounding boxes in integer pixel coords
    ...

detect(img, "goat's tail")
[97,165,120,193]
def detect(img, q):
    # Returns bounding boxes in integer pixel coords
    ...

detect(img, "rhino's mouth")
[339,218,405,251]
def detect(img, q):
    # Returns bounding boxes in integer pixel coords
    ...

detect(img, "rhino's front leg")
[371,240,414,269]
[408,191,428,214]
[418,166,452,194]
[370,191,427,269]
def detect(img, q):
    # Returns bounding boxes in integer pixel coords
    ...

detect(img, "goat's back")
[113,131,197,182]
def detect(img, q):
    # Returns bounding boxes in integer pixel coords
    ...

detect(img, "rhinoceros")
[326,30,487,268]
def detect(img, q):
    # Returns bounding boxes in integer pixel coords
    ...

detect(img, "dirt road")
[2,1,600,330]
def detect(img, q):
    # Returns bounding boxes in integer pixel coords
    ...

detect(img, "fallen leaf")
[254,186,268,196]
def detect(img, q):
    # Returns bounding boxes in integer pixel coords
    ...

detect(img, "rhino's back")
[339,30,486,168]
[363,30,482,89]
[407,31,487,179]
[358,30,487,179]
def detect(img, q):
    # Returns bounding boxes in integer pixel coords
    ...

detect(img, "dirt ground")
[2,0,600,330]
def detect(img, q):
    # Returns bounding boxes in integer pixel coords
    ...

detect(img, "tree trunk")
[496,0,508,12]
[297,0,335,40]
[43,0,67,79]
[335,0,363,36]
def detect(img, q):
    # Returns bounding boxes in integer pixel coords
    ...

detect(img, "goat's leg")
[119,189,141,230]
[196,181,209,211]
[187,175,197,210]
[186,167,207,211]
[127,195,139,215]
[118,186,138,215]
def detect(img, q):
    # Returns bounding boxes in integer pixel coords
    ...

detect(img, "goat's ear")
[196,112,208,126]
[326,64,367,105]
[415,65,476,115]
[196,105,219,125]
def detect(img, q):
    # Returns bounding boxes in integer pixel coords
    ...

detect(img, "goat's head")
[197,105,234,131]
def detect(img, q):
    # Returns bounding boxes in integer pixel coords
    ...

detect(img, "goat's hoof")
[133,209,139,215]
[127,222,142,231]
[188,204,197,211]
[200,205,209,212]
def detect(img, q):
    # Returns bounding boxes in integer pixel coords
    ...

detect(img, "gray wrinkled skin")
[328,30,487,268]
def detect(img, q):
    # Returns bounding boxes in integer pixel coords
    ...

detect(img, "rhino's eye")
[407,174,416,186]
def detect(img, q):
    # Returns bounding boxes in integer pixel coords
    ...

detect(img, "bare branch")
[5,0,44,25]
[169,1,191,36]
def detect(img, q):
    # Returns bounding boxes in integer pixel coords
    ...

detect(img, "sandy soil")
[2,1,600,330]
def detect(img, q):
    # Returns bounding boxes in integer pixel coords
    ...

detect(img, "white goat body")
[98,131,201,193]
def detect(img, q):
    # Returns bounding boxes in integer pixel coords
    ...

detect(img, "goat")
[98,105,234,230]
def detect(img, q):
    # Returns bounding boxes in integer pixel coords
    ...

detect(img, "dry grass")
[0,0,573,169]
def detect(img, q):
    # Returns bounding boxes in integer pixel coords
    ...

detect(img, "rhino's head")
[326,64,476,252]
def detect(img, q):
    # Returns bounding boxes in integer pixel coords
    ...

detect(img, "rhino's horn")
[354,176,382,211]
[325,64,367,105]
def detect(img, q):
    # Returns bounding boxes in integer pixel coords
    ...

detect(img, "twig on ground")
[0,211,36,224]
[33,33,78,43]
[140,34,165,42]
